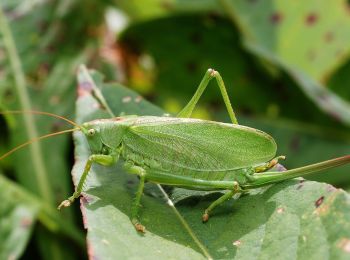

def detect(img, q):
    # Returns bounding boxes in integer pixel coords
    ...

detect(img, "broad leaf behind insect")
[217,0,350,126]
[74,68,350,259]
[118,1,350,126]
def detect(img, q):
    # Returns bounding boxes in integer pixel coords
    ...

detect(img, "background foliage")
[0,1,350,259]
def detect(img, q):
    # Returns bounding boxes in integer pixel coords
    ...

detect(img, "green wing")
[122,116,277,172]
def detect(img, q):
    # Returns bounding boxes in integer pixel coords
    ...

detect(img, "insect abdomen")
[121,143,251,184]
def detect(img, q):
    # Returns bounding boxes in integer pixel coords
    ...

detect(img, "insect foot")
[255,155,286,173]
[208,68,217,77]
[202,212,210,223]
[134,223,146,233]
[57,198,74,210]
[132,219,146,233]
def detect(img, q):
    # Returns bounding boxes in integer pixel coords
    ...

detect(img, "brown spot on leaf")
[305,13,318,25]
[315,191,339,216]
[324,31,334,43]
[270,12,283,24]
[338,238,350,253]
[112,117,124,121]
[315,196,324,208]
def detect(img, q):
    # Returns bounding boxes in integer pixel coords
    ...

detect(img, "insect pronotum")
[1,68,350,233]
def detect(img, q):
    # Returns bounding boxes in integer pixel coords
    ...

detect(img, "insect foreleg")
[123,163,147,233]
[177,68,238,124]
[202,181,241,222]
[58,154,118,210]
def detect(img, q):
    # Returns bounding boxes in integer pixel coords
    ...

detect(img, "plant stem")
[0,8,53,203]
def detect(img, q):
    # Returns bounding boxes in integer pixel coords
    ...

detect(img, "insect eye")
[87,129,96,136]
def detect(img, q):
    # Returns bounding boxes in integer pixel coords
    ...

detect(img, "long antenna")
[0,110,80,129]
[0,128,79,161]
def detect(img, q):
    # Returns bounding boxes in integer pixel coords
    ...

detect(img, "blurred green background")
[0,0,350,259]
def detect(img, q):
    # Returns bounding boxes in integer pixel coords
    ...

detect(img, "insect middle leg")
[202,181,241,222]
[177,68,238,124]
[58,154,117,209]
[123,163,148,233]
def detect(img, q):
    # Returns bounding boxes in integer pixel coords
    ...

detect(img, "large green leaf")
[174,180,350,259]
[218,0,350,81]
[73,68,350,259]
